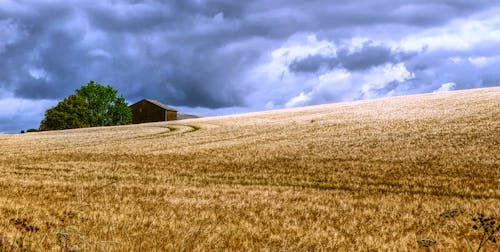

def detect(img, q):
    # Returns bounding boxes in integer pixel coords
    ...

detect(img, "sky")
[1,0,500,133]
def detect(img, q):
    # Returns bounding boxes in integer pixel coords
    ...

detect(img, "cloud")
[0,96,56,133]
[289,42,414,73]
[283,62,415,108]
[0,1,262,108]
[434,82,457,93]
[0,0,500,132]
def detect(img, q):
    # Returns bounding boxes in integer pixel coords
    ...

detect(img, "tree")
[75,81,132,126]
[39,81,132,131]
[40,94,91,130]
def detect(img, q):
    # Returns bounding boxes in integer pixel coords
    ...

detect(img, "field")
[1,87,500,251]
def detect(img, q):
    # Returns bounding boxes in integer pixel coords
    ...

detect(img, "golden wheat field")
[1,87,500,251]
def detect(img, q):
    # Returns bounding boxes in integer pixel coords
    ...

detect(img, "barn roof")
[131,99,177,111]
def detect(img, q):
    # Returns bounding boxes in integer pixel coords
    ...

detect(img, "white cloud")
[284,69,354,108]
[249,34,339,108]
[360,63,414,98]
[398,15,500,52]
[316,69,353,96]
[29,68,50,80]
[281,62,414,108]
[434,82,456,93]
[468,56,500,68]
[251,33,421,109]
[260,34,337,79]
[285,92,310,108]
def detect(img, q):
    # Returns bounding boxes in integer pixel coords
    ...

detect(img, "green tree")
[39,81,132,131]
[75,81,132,126]
[40,94,91,130]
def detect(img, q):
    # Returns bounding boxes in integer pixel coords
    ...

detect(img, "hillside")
[177,113,201,120]
[1,87,500,251]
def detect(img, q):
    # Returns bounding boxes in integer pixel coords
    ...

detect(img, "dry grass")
[1,87,500,251]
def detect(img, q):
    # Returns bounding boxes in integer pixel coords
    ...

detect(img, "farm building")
[129,99,177,124]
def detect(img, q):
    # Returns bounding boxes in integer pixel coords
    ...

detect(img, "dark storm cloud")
[289,55,334,73]
[0,0,257,108]
[243,0,497,37]
[289,42,415,73]
[0,0,500,132]
[0,0,495,103]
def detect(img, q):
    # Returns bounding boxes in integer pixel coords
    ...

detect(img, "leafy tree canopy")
[40,94,91,131]
[75,81,132,127]
[40,81,132,131]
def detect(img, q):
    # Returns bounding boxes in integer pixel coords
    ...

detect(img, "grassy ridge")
[1,87,500,251]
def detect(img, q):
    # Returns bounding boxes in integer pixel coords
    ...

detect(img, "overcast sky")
[1,0,500,133]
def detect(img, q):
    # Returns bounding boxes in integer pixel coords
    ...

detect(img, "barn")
[129,99,177,124]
